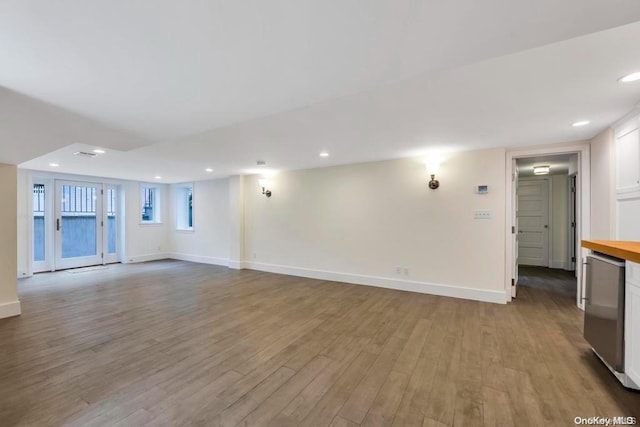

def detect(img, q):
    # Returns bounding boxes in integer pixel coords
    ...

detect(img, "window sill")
[176,228,194,233]
[139,222,163,227]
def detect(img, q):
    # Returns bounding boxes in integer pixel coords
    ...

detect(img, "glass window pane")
[33,184,45,262]
[61,185,97,258]
[107,188,117,254]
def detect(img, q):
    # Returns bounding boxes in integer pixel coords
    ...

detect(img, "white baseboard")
[243,261,507,304]
[168,252,229,267]
[228,260,247,270]
[0,300,21,319]
[124,253,170,264]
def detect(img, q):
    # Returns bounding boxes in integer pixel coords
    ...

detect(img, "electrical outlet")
[403,268,409,276]
[252,253,257,259]
[395,267,402,274]
[474,210,492,219]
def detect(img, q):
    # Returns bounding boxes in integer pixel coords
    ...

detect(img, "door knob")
[544,225,548,228]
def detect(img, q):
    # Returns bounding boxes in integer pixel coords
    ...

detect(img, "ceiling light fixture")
[572,120,590,127]
[155,176,162,180]
[49,163,60,167]
[205,168,213,172]
[619,72,640,83]
[534,165,550,175]
[92,149,106,154]
[320,152,329,157]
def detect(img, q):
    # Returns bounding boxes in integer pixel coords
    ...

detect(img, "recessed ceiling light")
[619,72,640,83]
[92,149,105,154]
[205,168,213,172]
[319,152,329,157]
[534,165,550,175]
[49,163,59,167]
[154,176,162,180]
[572,120,590,127]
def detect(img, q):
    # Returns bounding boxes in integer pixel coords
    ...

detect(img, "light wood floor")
[1,260,639,426]
[518,265,577,297]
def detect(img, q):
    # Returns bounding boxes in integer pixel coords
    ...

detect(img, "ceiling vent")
[73,151,98,158]
[256,160,266,166]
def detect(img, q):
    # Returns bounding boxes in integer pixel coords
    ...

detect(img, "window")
[140,186,161,223]
[176,184,193,230]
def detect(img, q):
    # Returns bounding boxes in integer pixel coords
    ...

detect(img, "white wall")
[17,169,29,277]
[0,164,20,318]
[551,174,569,269]
[168,179,230,265]
[244,149,507,303]
[590,128,615,239]
[121,181,171,263]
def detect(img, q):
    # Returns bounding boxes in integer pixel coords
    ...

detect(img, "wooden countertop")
[582,240,640,264]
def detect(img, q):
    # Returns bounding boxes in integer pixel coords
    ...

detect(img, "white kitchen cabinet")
[626,261,640,388]
[615,118,640,194]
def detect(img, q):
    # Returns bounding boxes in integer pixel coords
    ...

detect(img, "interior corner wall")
[590,128,615,239]
[243,148,507,303]
[168,178,230,266]
[121,181,170,263]
[17,168,30,278]
[0,163,20,318]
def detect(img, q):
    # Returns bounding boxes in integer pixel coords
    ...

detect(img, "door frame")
[505,142,591,309]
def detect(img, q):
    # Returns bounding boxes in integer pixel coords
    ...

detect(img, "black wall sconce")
[258,178,272,197]
[426,161,441,190]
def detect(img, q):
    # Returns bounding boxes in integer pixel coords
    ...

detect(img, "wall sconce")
[426,161,440,190]
[258,178,272,197]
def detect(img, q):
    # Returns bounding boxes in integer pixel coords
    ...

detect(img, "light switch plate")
[474,210,492,219]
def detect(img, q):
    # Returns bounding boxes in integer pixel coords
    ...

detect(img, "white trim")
[228,260,246,270]
[244,261,507,304]
[168,252,229,267]
[506,142,590,308]
[0,300,22,319]
[123,253,170,263]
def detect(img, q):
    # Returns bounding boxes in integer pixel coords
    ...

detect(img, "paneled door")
[517,179,550,267]
[54,181,104,270]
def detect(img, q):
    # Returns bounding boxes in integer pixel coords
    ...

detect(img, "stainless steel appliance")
[584,253,626,374]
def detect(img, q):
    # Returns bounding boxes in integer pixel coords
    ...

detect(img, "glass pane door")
[32,182,52,272]
[55,181,103,270]
[104,186,119,263]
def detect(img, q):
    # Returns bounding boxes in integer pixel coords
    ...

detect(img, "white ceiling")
[4,1,640,181]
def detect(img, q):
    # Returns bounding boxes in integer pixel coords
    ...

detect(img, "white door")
[518,179,550,267]
[512,161,519,298]
[54,180,104,270]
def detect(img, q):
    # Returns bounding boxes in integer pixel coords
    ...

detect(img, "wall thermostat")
[476,185,489,194]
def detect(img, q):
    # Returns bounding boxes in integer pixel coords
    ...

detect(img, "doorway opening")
[506,144,590,309]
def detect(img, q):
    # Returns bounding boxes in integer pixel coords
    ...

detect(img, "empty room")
[2,1,640,426]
